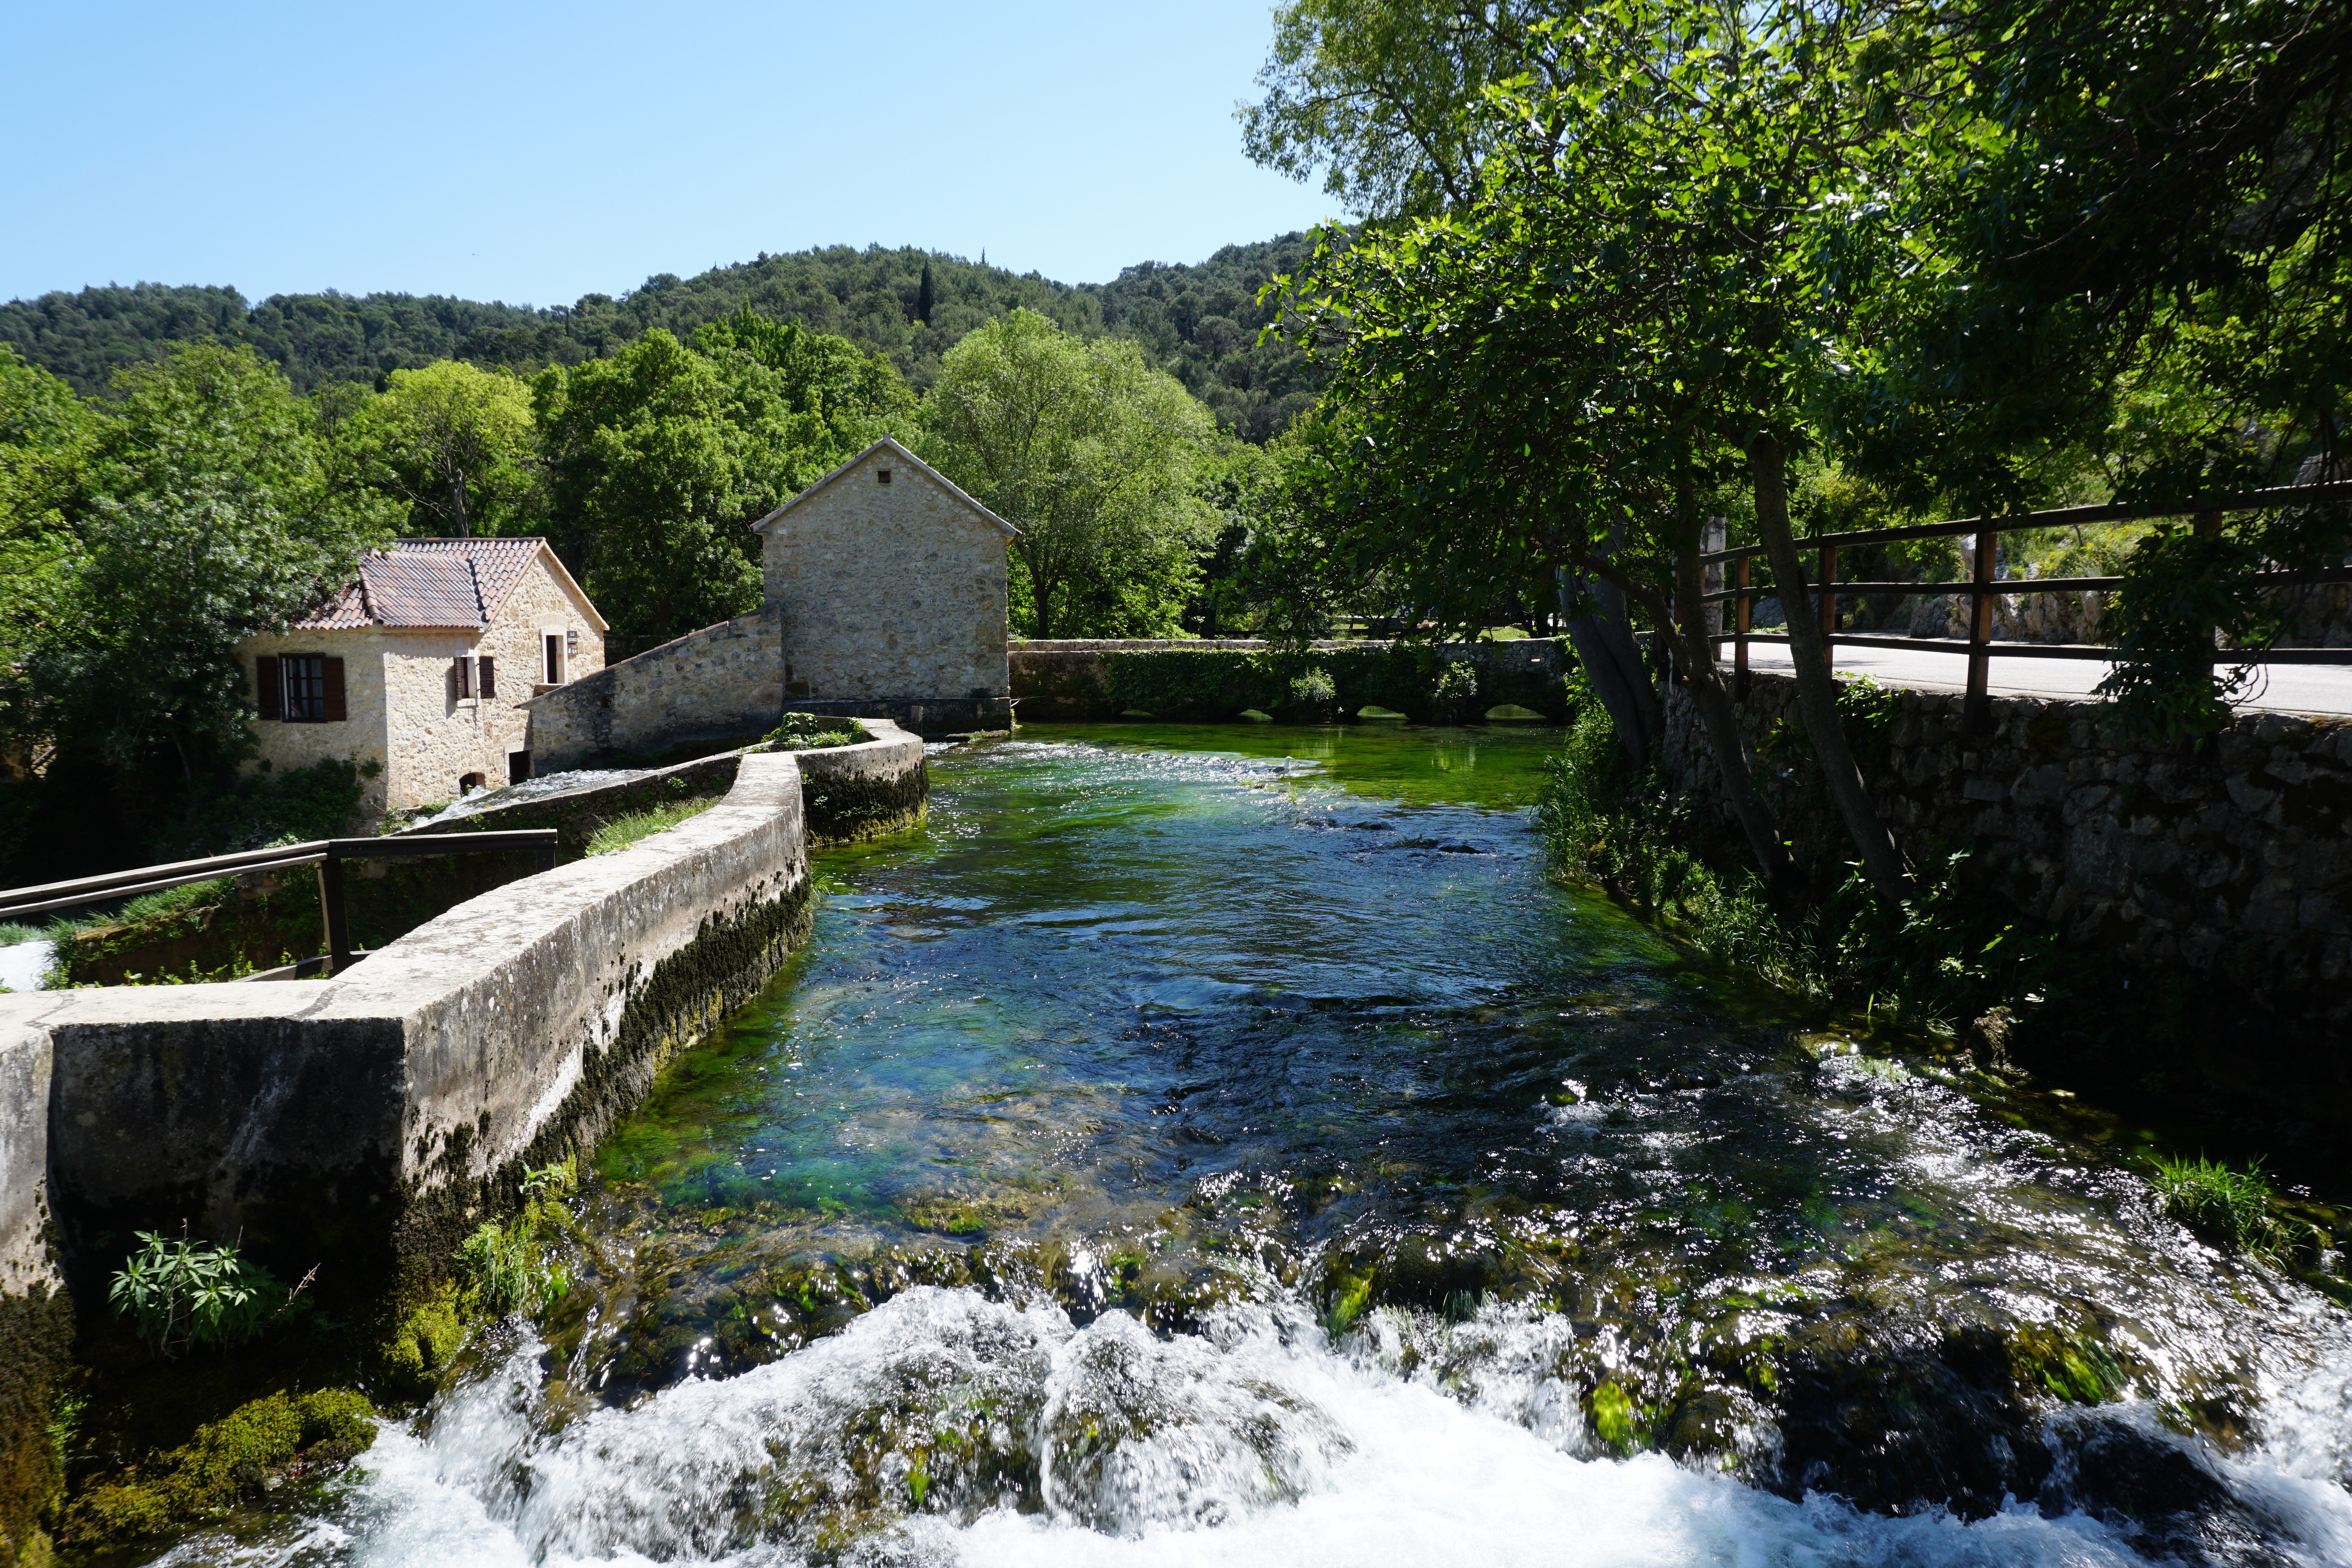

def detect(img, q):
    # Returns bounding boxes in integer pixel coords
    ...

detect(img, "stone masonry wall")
[525,606,787,771]
[1011,638,1572,723]
[760,444,1010,703]
[1662,673,2352,1091]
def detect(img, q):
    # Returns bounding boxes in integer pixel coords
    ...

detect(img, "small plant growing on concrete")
[460,1160,579,1316]
[761,713,870,751]
[585,798,718,856]
[109,1229,289,1357]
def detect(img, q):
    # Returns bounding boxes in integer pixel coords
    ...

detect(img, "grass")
[585,798,718,857]
[2149,1153,2281,1255]
[28,875,239,944]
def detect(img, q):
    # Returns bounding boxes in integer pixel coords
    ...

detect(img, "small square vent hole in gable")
[877,468,892,484]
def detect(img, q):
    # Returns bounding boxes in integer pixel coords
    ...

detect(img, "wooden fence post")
[1735,556,1752,698]
[316,854,352,976]
[1818,544,1839,676]
[1966,529,1996,730]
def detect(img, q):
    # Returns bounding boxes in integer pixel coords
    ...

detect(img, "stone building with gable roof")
[522,437,1015,769]
[237,537,607,815]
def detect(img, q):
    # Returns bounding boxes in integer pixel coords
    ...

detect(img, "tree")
[917,310,1220,638]
[534,332,767,650]
[1240,0,1562,218]
[1832,0,2352,735]
[533,311,913,649]
[916,261,937,327]
[0,347,96,770]
[351,360,538,537]
[31,343,395,776]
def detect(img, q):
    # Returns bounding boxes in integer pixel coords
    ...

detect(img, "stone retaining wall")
[0,723,926,1312]
[1010,638,1571,723]
[1662,674,2352,1109]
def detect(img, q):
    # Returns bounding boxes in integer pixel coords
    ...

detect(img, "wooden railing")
[0,830,560,979]
[1696,480,2352,725]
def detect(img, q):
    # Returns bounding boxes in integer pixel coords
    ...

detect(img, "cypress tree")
[916,260,936,326]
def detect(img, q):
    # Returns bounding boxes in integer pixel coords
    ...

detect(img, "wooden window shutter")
[477,656,495,700]
[256,656,282,720]
[323,657,346,721]
[451,655,472,699]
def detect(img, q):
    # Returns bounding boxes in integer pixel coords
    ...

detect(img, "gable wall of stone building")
[240,550,606,816]
[761,446,1008,701]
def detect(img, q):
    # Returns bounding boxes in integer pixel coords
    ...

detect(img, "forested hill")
[0,233,1331,440]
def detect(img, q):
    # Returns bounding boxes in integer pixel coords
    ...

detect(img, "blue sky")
[2,0,1342,306]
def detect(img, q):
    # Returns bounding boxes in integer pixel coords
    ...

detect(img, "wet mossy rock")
[65,1389,374,1547]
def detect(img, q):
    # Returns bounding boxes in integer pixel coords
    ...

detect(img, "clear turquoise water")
[193,724,2352,1568]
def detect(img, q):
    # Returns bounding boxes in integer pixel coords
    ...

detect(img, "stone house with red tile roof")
[236,537,607,815]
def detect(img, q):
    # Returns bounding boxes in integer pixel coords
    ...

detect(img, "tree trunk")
[1745,431,1913,900]
[1556,566,1661,771]
[1663,481,1796,894]
[1573,541,1796,897]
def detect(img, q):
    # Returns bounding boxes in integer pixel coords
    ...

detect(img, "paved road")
[1732,643,2352,717]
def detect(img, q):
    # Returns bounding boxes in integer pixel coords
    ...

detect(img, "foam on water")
[409,770,647,827]
[276,1286,2352,1568]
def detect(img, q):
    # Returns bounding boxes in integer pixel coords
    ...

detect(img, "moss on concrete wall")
[0,1283,72,1568]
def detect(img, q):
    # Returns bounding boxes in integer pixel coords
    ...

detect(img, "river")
[161,724,2352,1567]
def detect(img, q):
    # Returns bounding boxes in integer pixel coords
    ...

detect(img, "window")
[544,633,564,685]
[877,468,893,485]
[258,653,344,722]
[450,654,495,700]
[507,750,532,785]
[284,656,326,720]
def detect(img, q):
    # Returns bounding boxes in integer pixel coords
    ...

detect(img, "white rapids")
[158,1286,2352,1568]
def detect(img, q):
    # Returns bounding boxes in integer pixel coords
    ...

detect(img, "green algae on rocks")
[65,1388,373,1547]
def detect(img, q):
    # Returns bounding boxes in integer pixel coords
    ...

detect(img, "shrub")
[1536,673,2056,1036]
[1289,667,1337,707]
[1434,661,1479,716]
[159,757,377,858]
[761,712,868,750]
[2149,1154,2280,1255]
[108,1231,293,1358]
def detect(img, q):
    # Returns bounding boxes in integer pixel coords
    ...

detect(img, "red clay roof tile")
[291,537,549,630]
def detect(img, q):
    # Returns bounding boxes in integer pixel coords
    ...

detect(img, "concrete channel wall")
[0,723,926,1313]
